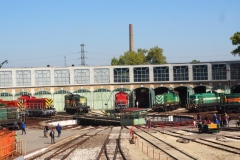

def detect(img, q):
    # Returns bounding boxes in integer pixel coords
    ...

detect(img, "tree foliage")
[146,47,166,64]
[230,32,240,56]
[191,60,200,63]
[111,46,167,65]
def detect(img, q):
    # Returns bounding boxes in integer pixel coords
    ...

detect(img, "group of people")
[13,121,26,134]
[12,121,26,142]
[195,112,231,127]
[217,112,231,127]
[13,121,62,144]
[43,123,62,144]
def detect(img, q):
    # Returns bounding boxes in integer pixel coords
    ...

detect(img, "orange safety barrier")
[0,128,16,159]
[135,135,168,160]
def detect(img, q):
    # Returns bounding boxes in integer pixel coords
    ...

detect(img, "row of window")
[0,64,239,87]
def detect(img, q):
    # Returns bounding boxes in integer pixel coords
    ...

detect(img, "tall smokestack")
[129,24,134,52]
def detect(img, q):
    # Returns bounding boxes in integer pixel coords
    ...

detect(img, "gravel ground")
[66,134,107,160]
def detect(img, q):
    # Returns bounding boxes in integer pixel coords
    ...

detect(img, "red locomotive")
[0,99,18,108]
[115,91,129,111]
[17,95,56,116]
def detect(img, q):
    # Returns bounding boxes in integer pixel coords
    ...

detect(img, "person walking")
[213,113,217,123]
[145,117,149,128]
[224,112,229,127]
[205,114,209,121]
[56,123,62,137]
[136,101,139,108]
[129,126,134,138]
[50,129,55,144]
[13,122,19,131]
[193,116,197,128]
[21,122,26,134]
[44,125,49,138]
[197,113,201,121]
[147,118,151,131]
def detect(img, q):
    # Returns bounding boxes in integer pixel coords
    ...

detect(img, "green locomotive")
[64,93,90,114]
[0,103,23,129]
[152,91,180,111]
[186,93,221,112]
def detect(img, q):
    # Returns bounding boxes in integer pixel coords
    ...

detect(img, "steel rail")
[155,128,240,155]
[27,127,101,160]
[135,126,197,160]
[115,127,127,160]
[96,127,113,160]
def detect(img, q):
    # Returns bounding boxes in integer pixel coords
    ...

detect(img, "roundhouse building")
[0,61,240,112]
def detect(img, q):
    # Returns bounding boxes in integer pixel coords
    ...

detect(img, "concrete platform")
[16,127,92,158]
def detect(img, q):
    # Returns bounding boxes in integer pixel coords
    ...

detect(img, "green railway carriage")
[64,93,91,114]
[152,91,180,111]
[187,93,220,112]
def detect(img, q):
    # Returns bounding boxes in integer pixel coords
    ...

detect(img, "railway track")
[153,128,240,156]
[97,126,127,160]
[25,127,109,160]
[134,126,198,160]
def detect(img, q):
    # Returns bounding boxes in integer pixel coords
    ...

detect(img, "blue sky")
[0,0,239,68]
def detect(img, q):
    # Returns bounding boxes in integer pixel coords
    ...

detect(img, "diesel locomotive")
[0,95,56,117]
[64,93,91,114]
[219,93,240,113]
[17,95,56,116]
[186,92,240,113]
[115,91,129,111]
[186,92,221,112]
[152,91,180,111]
[0,103,23,129]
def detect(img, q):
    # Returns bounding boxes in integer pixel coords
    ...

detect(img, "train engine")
[219,93,240,113]
[152,91,180,111]
[0,102,22,129]
[17,95,56,117]
[115,91,129,111]
[0,99,18,108]
[186,93,220,112]
[64,93,91,114]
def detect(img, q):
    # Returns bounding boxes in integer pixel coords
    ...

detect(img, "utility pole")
[0,60,8,68]
[80,44,86,66]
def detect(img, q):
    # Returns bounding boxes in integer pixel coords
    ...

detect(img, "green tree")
[111,57,119,65]
[111,46,167,65]
[146,46,166,64]
[230,32,240,56]
[118,51,146,65]
[191,60,200,63]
